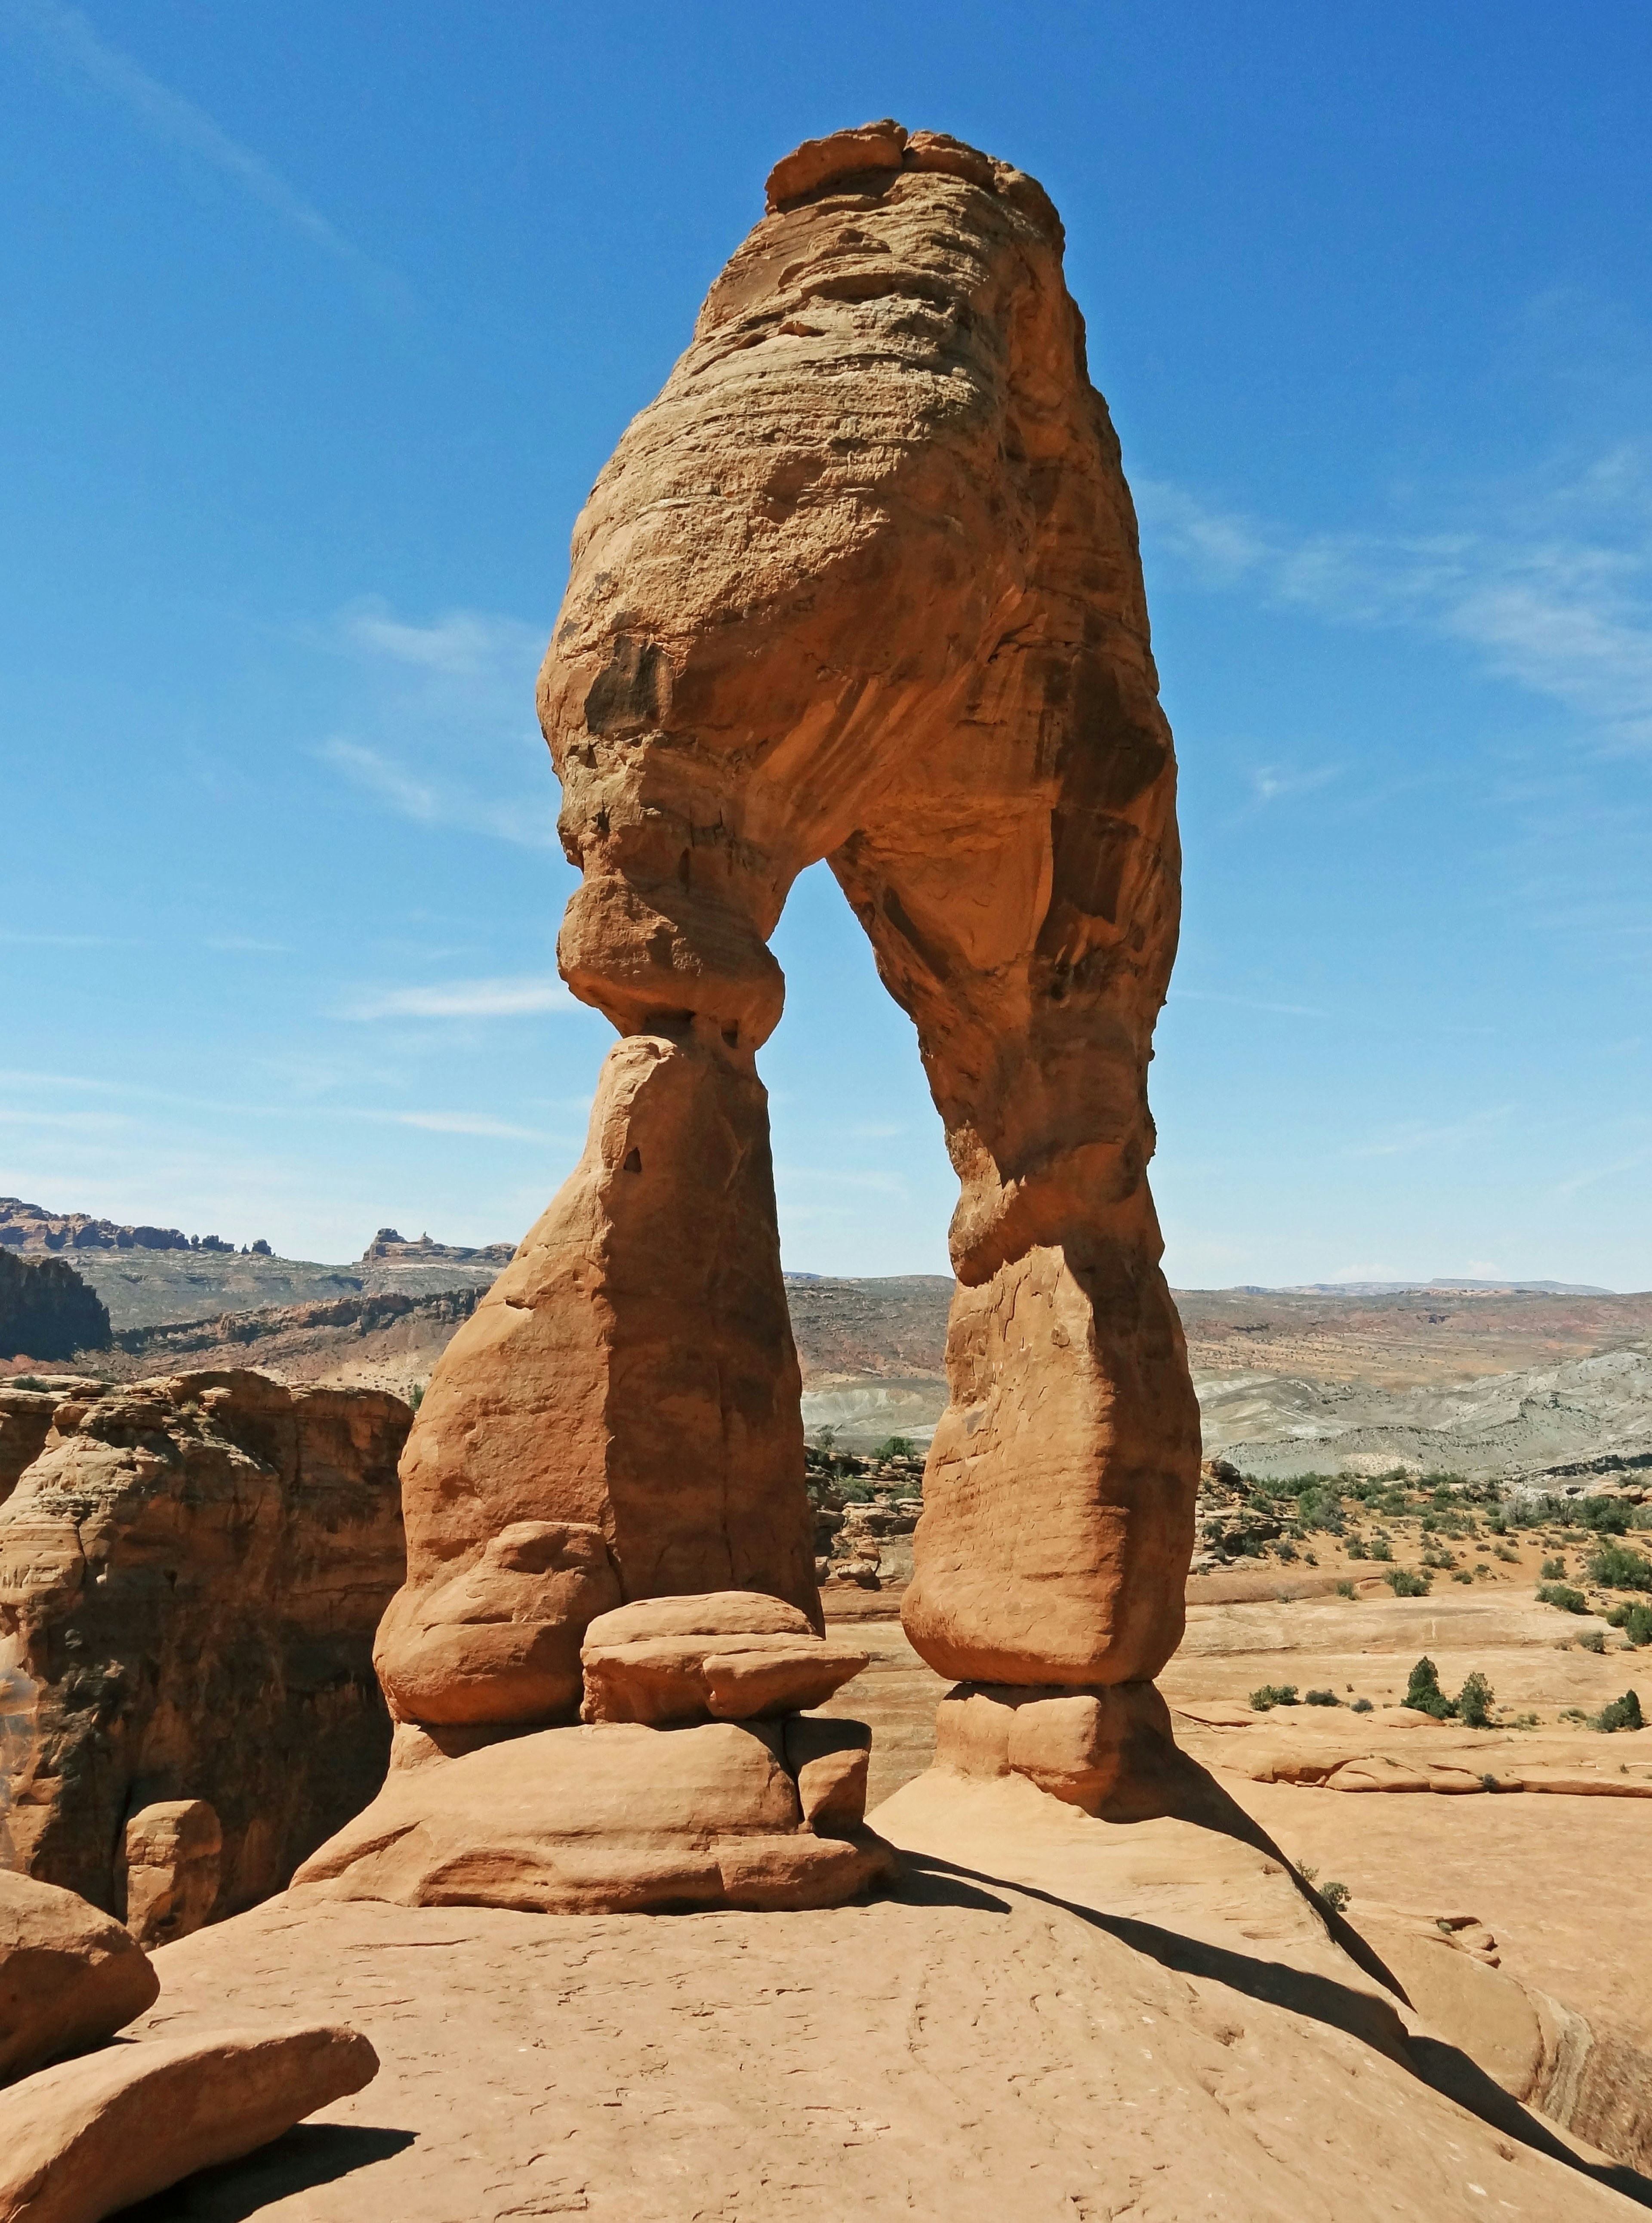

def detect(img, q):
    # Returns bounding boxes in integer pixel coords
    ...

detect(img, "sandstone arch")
[375,122,1200,1740]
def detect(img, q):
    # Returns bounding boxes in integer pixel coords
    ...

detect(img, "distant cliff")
[0,1249,112,1361]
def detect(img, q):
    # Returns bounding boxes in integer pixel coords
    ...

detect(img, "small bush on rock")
[1456,1671,1495,1728]
[1578,1628,1607,1654]
[1537,1583,1588,1614]
[1304,1689,1339,1706]
[1606,1602,1652,1646]
[1386,1568,1431,1597]
[1250,1683,1299,1711]
[1591,1690,1644,1735]
[1405,1658,1455,1718]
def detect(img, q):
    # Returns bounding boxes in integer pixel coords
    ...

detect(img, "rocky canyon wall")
[0,1371,408,1921]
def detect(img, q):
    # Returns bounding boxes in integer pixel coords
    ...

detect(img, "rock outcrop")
[0,1253,110,1364]
[294,1713,894,1915]
[0,1371,409,1923]
[380,121,1196,1777]
[0,1871,158,2086]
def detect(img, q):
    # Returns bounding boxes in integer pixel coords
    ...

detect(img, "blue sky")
[2,1,1649,1288]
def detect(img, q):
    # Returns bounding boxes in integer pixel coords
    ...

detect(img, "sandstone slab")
[0,2022,377,2223]
[0,1871,157,2087]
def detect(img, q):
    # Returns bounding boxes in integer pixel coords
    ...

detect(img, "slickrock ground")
[115,1843,1643,2223]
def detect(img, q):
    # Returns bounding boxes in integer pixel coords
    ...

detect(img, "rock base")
[293,1716,896,1914]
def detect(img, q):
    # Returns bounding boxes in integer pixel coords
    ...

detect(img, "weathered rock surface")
[0,1371,409,1919]
[579,1591,867,1724]
[0,1871,158,2086]
[0,2022,378,2223]
[292,1717,894,1914]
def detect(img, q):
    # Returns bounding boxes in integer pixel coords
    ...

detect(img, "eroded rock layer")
[0,1371,409,1920]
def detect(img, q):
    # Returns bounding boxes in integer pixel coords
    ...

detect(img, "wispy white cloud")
[341,606,545,679]
[1,0,403,306]
[1137,461,1652,751]
[1554,1142,1652,1199]
[391,1111,548,1140]
[313,599,561,849]
[1347,1106,1515,1159]
[339,975,579,1021]
[1248,763,1342,807]
[316,737,560,850]
[1171,988,1330,1020]
[0,929,139,947]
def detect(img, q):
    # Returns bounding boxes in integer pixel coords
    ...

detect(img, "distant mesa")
[361,1227,515,1267]
[0,1196,273,1260]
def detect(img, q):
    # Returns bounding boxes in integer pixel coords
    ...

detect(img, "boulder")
[376,1519,620,1728]
[0,2022,377,2223]
[0,1871,158,2087]
[0,1371,409,1916]
[293,1717,894,1914]
[121,1800,221,1950]
[579,1592,867,1724]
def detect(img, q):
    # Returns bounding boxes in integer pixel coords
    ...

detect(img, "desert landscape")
[3,103,1651,2223]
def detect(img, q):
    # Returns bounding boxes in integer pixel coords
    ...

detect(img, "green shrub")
[1368,1534,1394,1562]
[1541,1556,1566,1580]
[1304,1689,1339,1706]
[1591,1689,1644,1734]
[1350,1696,1374,1713]
[1456,1671,1495,1728]
[1250,1683,1299,1711]
[1537,1583,1588,1614]
[873,1436,916,1461]
[1587,1542,1652,1592]
[1578,1628,1607,1654]
[407,1382,425,1413]
[1451,1569,1474,1584]
[1578,1497,1632,1534]
[1320,1879,1351,1914]
[1335,1580,1357,1599]
[1606,1602,1652,1646]
[1405,1658,1456,1718]
[1386,1568,1431,1597]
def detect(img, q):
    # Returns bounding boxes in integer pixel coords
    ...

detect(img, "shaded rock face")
[384,120,1197,1735]
[0,1371,409,1920]
[0,1252,110,1365]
